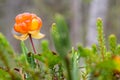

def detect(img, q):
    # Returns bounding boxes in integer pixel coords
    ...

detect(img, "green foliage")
[20,41,29,65]
[0,33,16,69]
[108,34,117,54]
[0,69,12,80]
[0,33,20,80]
[96,18,106,60]
[27,52,36,68]
[21,41,37,69]
[71,48,80,80]
[91,44,97,54]
[1,16,120,80]
[35,40,61,68]
[51,14,71,58]
[116,44,120,54]
[78,45,93,57]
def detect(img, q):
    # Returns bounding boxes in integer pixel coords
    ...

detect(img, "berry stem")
[29,34,36,54]
[29,34,39,67]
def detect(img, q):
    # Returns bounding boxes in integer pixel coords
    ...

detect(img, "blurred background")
[0,0,120,52]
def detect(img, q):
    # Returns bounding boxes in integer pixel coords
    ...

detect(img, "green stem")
[64,57,72,80]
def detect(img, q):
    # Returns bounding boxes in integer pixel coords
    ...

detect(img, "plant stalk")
[29,34,38,66]
[64,56,72,80]
[29,34,36,54]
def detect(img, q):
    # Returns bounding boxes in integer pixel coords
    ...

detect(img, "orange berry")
[13,12,44,40]
[14,12,42,34]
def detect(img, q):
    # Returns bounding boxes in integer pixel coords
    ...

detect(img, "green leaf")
[0,33,16,69]
[51,14,71,57]
[0,69,11,80]
[78,45,92,57]
[20,41,28,65]
[71,48,80,80]
[34,52,60,69]
[41,40,49,52]
[91,44,97,54]
[27,52,36,68]
[35,40,61,68]
[21,41,36,68]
